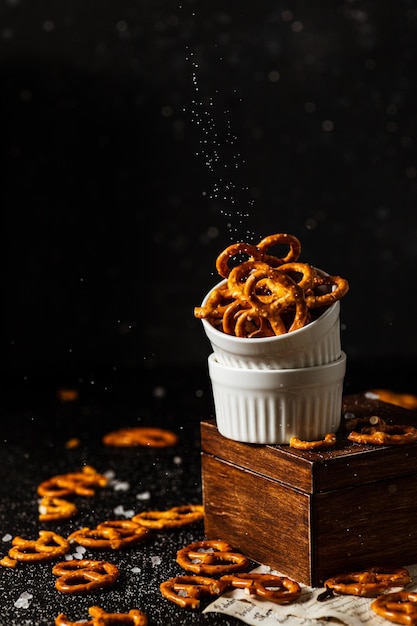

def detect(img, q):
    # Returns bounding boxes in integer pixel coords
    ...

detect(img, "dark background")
[3,0,417,391]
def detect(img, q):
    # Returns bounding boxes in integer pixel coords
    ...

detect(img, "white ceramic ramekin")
[200,278,341,370]
[208,352,346,444]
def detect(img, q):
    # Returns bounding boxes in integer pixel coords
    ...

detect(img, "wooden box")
[201,393,417,587]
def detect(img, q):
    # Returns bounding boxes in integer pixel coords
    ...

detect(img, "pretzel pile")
[160,539,302,609]
[194,233,349,338]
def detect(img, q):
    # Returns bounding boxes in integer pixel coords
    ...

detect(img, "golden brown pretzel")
[221,299,276,337]
[194,283,234,323]
[132,505,204,529]
[233,307,276,338]
[176,539,249,575]
[215,242,263,278]
[348,424,417,446]
[52,559,120,594]
[244,268,308,333]
[55,606,148,626]
[227,260,272,299]
[160,575,228,610]
[38,497,78,522]
[289,433,337,450]
[221,299,251,335]
[8,531,70,563]
[305,273,349,309]
[102,426,178,447]
[324,566,412,597]
[89,606,148,625]
[274,262,317,292]
[371,591,417,625]
[256,233,302,266]
[368,389,417,410]
[221,572,301,604]
[68,520,149,550]
[37,466,108,498]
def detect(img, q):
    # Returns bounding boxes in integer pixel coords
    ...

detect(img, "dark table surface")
[1,359,415,626]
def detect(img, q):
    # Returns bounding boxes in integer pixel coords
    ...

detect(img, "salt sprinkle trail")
[180,5,257,243]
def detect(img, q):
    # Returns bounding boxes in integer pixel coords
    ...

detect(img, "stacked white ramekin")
[201,277,347,444]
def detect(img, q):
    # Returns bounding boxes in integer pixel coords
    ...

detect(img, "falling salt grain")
[173,456,182,465]
[14,592,33,608]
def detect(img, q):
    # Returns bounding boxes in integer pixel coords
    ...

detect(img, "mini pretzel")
[160,575,228,610]
[68,520,149,550]
[215,242,263,278]
[371,591,417,625]
[55,605,148,625]
[368,389,417,411]
[324,566,412,597]
[305,273,349,309]
[102,427,178,447]
[52,559,120,594]
[194,283,234,323]
[348,424,417,446]
[227,260,271,299]
[244,268,308,333]
[176,539,249,575]
[221,572,301,604]
[132,505,204,529]
[8,531,70,563]
[232,307,276,338]
[274,262,317,292]
[38,466,108,498]
[256,233,302,267]
[289,433,336,450]
[38,497,78,522]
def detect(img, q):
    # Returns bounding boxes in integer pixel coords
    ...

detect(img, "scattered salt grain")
[113,505,135,518]
[112,480,130,491]
[150,556,161,567]
[14,592,33,608]
[136,491,151,501]
[2,534,12,542]
[365,391,379,399]
[131,566,141,573]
